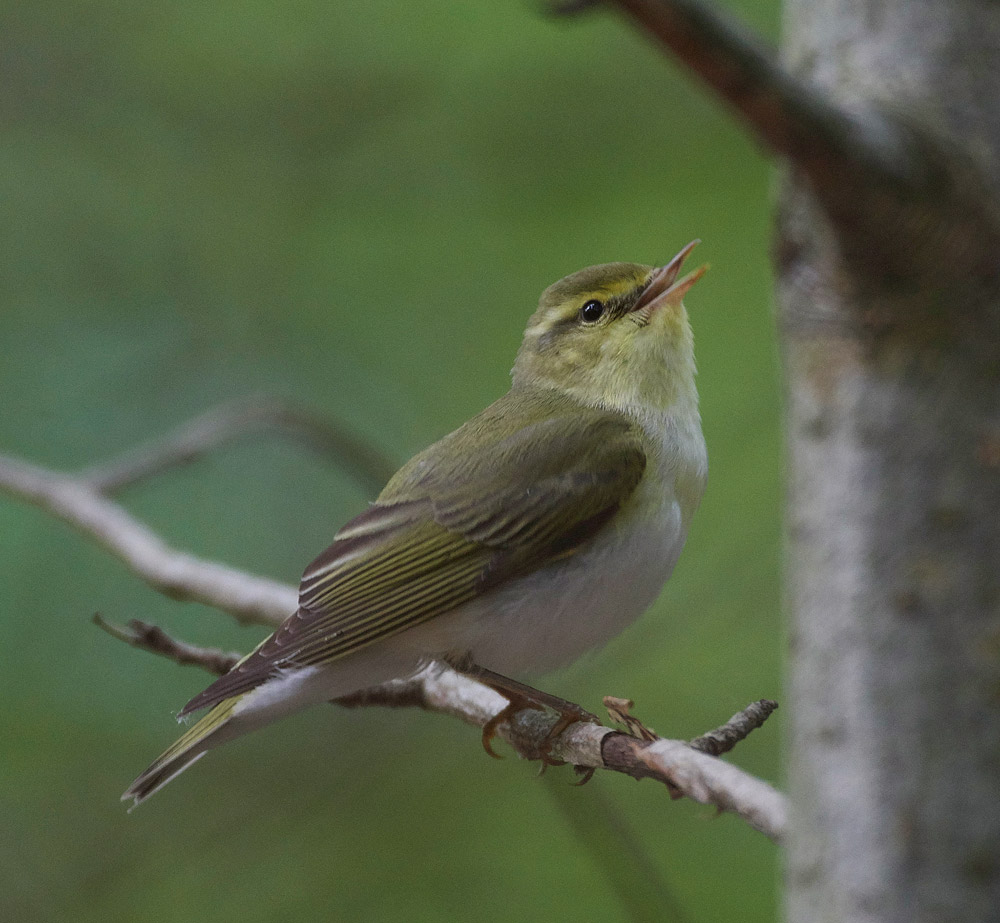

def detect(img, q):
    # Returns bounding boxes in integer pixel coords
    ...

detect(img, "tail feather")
[122,696,241,810]
[124,653,387,809]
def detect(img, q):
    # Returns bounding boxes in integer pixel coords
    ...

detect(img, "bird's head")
[512,241,706,416]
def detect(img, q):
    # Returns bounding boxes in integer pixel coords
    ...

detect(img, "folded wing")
[180,406,646,715]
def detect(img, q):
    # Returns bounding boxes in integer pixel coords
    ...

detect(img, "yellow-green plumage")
[178,395,645,710]
[124,248,708,808]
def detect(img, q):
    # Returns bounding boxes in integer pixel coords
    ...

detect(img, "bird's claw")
[481,695,598,765]
[461,663,602,774]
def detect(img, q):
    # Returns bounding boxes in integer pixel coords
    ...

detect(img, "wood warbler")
[124,242,708,806]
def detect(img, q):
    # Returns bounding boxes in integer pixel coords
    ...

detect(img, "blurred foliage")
[0,1,783,921]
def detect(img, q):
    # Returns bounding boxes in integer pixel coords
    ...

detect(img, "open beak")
[631,240,707,317]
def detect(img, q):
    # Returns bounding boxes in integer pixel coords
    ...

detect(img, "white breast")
[400,410,707,676]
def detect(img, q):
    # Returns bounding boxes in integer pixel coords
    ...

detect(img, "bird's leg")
[446,658,601,764]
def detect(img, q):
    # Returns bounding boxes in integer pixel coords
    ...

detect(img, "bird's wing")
[180,410,646,714]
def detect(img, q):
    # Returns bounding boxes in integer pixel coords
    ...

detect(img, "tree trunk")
[608,0,1000,916]
[779,2,1000,921]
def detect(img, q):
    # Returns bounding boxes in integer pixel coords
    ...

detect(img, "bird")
[123,241,709,807]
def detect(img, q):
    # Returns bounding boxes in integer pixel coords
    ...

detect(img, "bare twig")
[604,695,660,740]
[502,696,785,843]
[82,395,397,497]
[689,699,778,756]
[0,453,295,625]
[102,609,703,912]
[93,614,242,674]
[601,733,787,842]
[603,695,778,754]
[304,660,787,842]
[94,612,787,842]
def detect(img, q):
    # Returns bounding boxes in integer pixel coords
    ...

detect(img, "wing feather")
[181,397,646,716]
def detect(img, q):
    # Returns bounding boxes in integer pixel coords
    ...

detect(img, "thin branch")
[92,612,786,842]
[97,612,702,913]
[0,453,295,625]
[389,673,787,843]
[82,395,397,497]
[93,614,242,674]
[689,699,779,756]
[106,633,699,923]
[601,733,787,842]
[603,694,779,755]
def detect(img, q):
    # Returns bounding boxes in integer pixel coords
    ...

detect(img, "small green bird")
[124,242,708,806]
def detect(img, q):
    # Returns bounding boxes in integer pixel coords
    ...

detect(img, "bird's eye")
[580,299,605,323]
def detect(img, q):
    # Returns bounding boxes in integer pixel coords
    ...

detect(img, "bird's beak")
[631,240,708,316]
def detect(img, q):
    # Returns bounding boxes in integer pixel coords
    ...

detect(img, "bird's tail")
[122,696,242,810]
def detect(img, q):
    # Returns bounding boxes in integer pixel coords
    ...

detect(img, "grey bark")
[599,0,1000,918]
[779,2,1000,922]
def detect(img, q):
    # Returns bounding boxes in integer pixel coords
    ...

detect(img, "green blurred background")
[0,1,782,920]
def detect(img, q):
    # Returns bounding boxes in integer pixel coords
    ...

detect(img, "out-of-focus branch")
[0,453,295,626]
[556,0,1000,286]
[556,0,919,188]
[81,395,397,497]
[1,396,397,624]
[542,771,693,923]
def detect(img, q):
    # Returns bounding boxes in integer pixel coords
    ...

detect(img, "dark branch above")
[555,0,1000,291]
[556,0,918,187]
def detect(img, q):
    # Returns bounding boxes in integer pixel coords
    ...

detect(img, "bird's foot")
[453,662,600,769]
